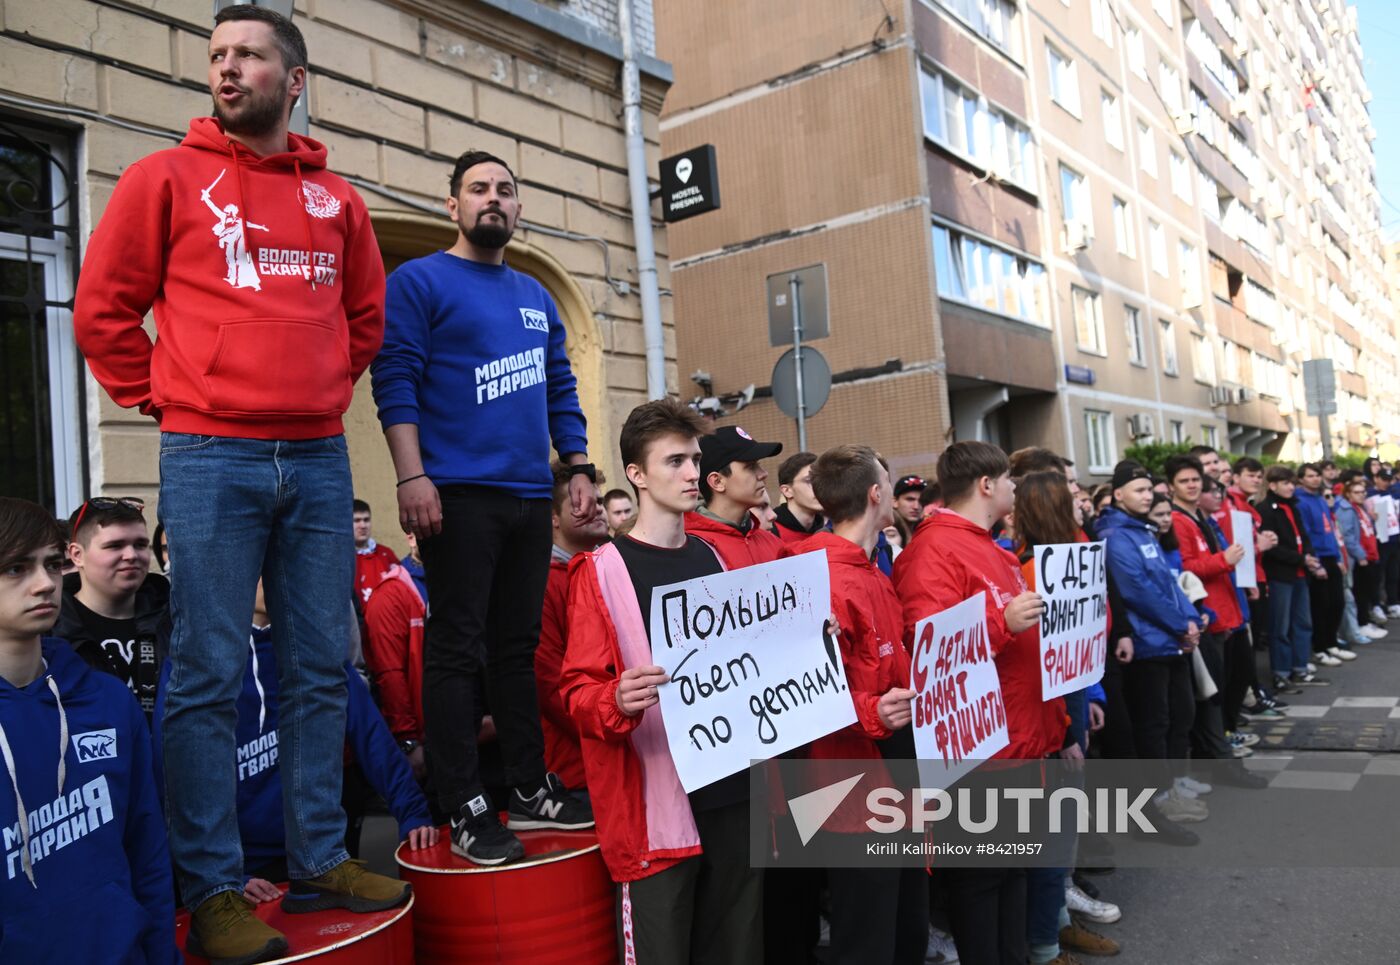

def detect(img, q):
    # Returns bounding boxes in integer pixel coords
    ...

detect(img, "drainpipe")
[618,0,667,399]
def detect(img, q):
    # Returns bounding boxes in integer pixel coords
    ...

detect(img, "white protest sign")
[652,550,854,793]
[1388,497,1399,540]
[909,591,1008,790]
[1035,541,1109,699]
[1366,496,1390,541]
[1231,510,1257,589]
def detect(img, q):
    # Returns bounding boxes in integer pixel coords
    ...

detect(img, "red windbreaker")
[536,556,585,788]
[892,510,1062,760]
[355,542,401,604]
[73,117,385,439]
[1171,508,1244,633]
[361,567,425,742]
[685,510,789,569]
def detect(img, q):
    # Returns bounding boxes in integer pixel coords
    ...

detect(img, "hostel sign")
[660,144,721,222]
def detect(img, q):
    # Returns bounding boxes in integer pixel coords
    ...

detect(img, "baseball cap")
[894,475,927,497]
[699,426,783,478]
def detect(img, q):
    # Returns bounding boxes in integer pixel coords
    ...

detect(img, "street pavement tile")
[1362,758,1400,776]
[1332,697,1400,708]
[1268,770,1362,791]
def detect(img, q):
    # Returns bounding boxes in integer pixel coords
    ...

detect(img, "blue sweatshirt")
[153,628,432,871]
[1098,507,1198,660]
[0,639,177,963]
[1295,489,1340,559]
[371,252,588,498]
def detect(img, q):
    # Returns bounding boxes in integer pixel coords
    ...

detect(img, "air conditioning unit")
[1127,413,1156,438]
[1062,221,1091,253]
[1210,385,1235,406]
[1183,289,1204,310]
[1236,386,1257,403]
[1172,111,1197,136]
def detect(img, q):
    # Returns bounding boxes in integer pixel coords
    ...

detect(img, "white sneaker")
[926,925,959,963]
[1307,662,1319,673]
[1065,882,1122,923]
[1173,777,1199,799]
[1363,625,1388,639]
[1316,652,1342,667]
[1388,605,1400,618]
[1371,606,1389,624]
[1179,775,1213,795]
[1328,646,1358,661]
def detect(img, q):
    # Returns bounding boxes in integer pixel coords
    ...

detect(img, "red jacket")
[536,555,585,789]
[685,510,790,569]
[1221,488,1266,586]
[73,116,385,439]
[892,510,1061,760]
[562,541,727,882]
[798,532,910,831]
[361,567,425,742]
[355,541,401,604]
[1171,508,1244,633]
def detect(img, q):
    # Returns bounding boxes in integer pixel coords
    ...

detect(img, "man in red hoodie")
[535,462,609,792]
[684,426,789,569]
[799,445,926,965]
[71,7,402,961]
[891,440,1044,965]
[561,399,762,964]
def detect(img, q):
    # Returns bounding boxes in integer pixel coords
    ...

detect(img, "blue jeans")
[1268,579,1313,677]
[159,433,353,908]
[1026,867,1069,961]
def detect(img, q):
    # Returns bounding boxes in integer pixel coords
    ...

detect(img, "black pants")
[618,802,763,965]
[826,864,928,965]
[1384,541,1400,606]
[1220,629,1254,732]
[1123,655,1194,790]
[421,485,552,814]
[944,867,1027,965]
[1189,633,1232,759]
[1251,582,1272,652]
[1355,561,1383,624]
[341,761,378,858]
[1309,558,1345,653]
[1095,649,1136,759]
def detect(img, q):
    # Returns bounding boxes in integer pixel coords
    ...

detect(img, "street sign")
[1302,358,1337,417]
[659,145,720,223]
[766,265,829,347]
[772,346,831,421]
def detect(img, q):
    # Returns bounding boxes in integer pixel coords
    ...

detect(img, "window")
[1125,305,1146,365]
[1112,197,1135,256]
[1169,150,1192,202]
[1180,240,1201,304]
[1191,332,1216,384]
[1160,318,1179,375]
[931,224,1050,326]
[1102,90,1123,149]
[1202,424,1219,448]
[1137,121,1157,177]
[1059,164,1089,229]
[1091,0,1115,45]
[919,66,1039,192]
[1127,26,1146,77]
[929,0,1021,59]
[1149,220,1168,276]
[1085,410,1116,474]
[1154,0,1173,26]
[1170,420,1185,443]
[1073,285,1106,354]
[1158,62,1183,114]
[1047,44,1081,115]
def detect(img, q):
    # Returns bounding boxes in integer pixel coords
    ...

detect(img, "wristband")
[396,473,427,487]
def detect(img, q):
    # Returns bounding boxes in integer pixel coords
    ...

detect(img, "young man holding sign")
[561,400,761,965]
[892,441,1045,965]
[798,445,926,965]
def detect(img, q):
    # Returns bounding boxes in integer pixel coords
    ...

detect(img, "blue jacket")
[1294,489,1339,559]
[0,640,177,963]
[154,628,431,871]
[399,553,428,612]
[1098,507,1198,660]
[371,252,589,499]
[1333,498,1364,565]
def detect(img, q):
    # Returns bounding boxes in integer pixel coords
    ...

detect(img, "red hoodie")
[74,117,385,439]
[684,510,789,569]
[892,509,1062,760]
[536,555,585,789]
[1171,508,1244,633]
[361,567,425,743]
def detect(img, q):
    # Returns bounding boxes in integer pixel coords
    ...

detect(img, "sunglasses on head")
[72,497,146,539]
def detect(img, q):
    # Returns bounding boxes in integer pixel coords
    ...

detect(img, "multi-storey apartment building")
[659,0,1394,480]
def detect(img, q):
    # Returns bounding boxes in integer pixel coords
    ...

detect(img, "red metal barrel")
[396,823,615,964]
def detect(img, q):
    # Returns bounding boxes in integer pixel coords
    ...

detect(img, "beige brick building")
[658,0,1395,482]
[0,0,672,555]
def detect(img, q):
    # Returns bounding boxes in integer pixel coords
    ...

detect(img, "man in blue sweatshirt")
[1297,463,1351,666]
[0,497,178,963]
[371,150,595,866]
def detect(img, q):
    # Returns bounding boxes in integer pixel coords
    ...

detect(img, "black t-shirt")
[613,534,747,812]
[70,597,160,718]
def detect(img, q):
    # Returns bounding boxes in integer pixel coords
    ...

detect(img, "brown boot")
[187,891,288,965]
[1047,953,1086,965]
[280,858,412,914]
[1060,917,1122,956]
